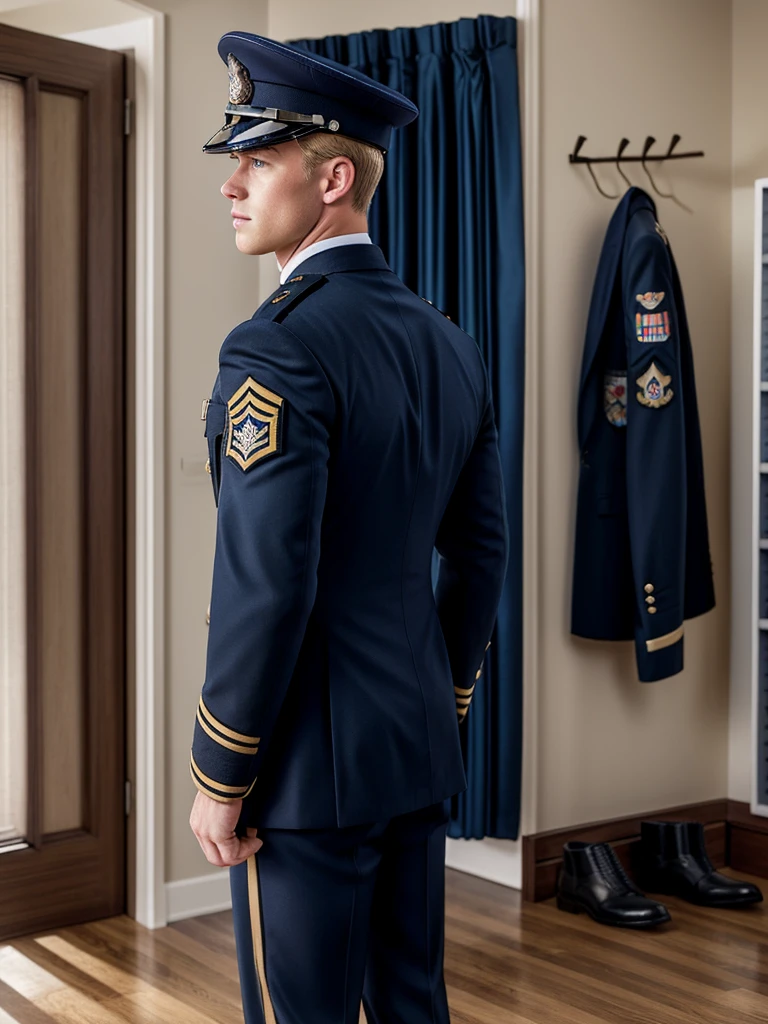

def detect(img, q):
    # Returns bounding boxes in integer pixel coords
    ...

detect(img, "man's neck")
[277,231,372,285]
[276,222,369,270]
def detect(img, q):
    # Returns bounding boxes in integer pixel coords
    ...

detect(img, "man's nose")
[221,172,245,200]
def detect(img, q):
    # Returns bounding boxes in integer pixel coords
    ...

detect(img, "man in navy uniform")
[571,186,714,682]
[188,32,508,1024]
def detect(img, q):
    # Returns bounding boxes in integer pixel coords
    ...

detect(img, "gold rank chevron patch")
[225,376,285,471]
[636,361,673,409]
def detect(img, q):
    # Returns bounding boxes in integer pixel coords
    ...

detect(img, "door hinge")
[124,98,132,136]
[125,779,132,816]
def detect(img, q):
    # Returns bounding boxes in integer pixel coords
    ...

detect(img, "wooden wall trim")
[62,13,168,929]
[523,799,767,902]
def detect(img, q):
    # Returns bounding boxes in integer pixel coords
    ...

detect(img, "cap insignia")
[227,52,254,106]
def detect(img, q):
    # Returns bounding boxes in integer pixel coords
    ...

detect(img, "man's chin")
[234,232,270,256]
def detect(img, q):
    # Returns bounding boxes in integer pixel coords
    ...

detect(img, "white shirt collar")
[278,232,373,284]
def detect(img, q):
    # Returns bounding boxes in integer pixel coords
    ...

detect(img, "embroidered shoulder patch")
[636,361,673,408]
[225,376,285,470]
[603,372,627,427]
[636,291,665,310]
[635,310,670,343]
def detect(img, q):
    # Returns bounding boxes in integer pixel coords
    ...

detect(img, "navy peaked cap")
[202,31,419,155]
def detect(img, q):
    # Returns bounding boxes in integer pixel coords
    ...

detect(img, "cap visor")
[202,117,294,153]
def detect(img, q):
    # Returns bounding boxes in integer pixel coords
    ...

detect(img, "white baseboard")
[167,839,521,922]
[166,870,232,923]
[445,837,522,889]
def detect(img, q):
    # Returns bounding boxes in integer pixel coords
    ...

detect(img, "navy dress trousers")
[571,186,714,682]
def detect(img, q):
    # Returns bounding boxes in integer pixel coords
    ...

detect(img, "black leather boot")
[637,820,763,907]
[557,841,671,928]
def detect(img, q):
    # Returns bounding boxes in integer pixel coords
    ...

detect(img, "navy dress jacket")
[191,243,509,828]
[571,187,714,681]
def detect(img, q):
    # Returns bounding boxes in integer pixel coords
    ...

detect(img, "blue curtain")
[290,16,524,840]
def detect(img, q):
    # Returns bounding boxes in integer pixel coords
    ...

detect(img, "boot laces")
[593,843,639,895]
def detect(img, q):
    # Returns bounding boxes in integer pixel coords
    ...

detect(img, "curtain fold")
[291,16,525,840]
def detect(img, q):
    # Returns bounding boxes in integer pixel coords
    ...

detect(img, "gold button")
[206,603,210,626]
[475,669,482,680]
[201,398,210,421]
[644,584,654,594]
[648,607,657,614]
[205,458,211,474]
[485,640,491,650]
[645,595,655,605]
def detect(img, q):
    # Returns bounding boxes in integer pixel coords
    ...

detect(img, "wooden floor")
[0,866,765,1023]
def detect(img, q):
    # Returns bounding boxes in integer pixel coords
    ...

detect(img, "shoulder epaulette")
[254,273,328,323]
[421,296,452,321]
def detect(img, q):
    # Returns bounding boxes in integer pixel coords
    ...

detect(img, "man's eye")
[251,158,265,169]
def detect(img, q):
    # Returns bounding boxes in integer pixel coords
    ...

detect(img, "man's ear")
[323,156,356,204]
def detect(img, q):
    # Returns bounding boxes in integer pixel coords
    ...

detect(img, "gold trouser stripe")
[199,696,260,744]
[646,624,684,653]
[247,854,277,1024]
[197,708,259,755]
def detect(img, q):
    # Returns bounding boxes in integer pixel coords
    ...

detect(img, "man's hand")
[189,790,263,867]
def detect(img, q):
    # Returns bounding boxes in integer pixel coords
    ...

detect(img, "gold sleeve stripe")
[197,707,259,755]
[646,624,684,653]
[455,696,473,707]
[190,752,252,794]
[189,761,257,803]
[199,696,259,744]
[454,685,475,697]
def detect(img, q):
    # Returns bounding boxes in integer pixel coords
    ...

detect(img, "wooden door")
[0,23,125,940]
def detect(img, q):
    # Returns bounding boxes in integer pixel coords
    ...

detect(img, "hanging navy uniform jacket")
[191,242,509,827]
[571,187,714,682]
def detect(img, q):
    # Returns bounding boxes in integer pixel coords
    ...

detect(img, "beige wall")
[134,0,271,885]
[730,0,768,805]
[269,0,513,41]
[273,0,735,839]
[533,0,733,833]
[0,0,145,32]
[1,0,270,886]
[2,0,747,888]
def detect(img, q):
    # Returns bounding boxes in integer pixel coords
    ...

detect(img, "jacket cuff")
[635,625,684,682]
[189,696,259,802]
[456,640,491,722]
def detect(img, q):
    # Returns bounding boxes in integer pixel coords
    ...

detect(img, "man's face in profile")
[220,140,322,258]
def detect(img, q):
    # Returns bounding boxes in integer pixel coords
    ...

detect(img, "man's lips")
[231,211,251,226]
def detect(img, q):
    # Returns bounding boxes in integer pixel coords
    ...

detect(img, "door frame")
[65,9,167,930]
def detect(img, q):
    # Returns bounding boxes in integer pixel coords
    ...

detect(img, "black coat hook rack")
[569,134,704,165]
[569,135,704,203]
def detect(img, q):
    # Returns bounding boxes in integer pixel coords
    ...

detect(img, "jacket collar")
[289,243,393,277]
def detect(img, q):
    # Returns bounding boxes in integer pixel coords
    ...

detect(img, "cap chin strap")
[226,102,328,127]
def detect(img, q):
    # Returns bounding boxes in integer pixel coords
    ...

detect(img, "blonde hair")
[297,132,385,214]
